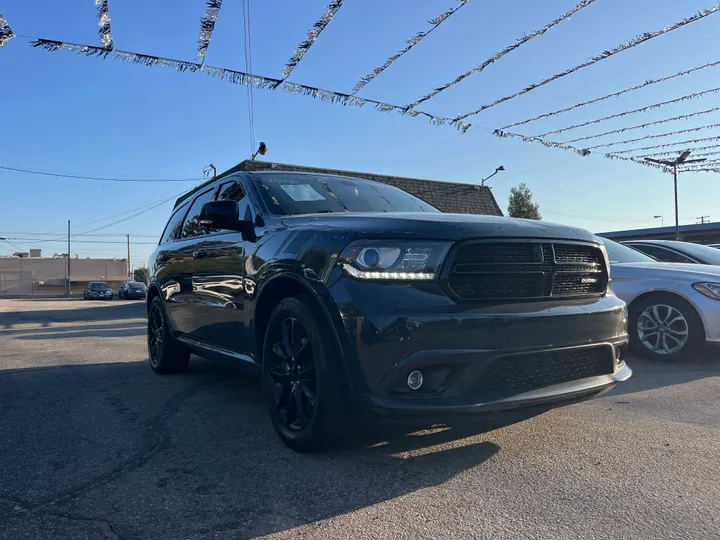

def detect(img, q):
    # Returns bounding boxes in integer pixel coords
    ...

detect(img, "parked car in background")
[604,239,720,360]
[84,281,113,300]
[708,244,720,249]
[146,170,631,451]
[119,281,147,300]
[624,240,720,265]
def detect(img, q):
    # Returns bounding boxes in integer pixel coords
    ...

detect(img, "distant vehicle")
[84,281,113,300]
[709,244,720,250]
[604,239,720,359]
[145,170,630,451]
[624,240,720,265]
[118,281,147,300]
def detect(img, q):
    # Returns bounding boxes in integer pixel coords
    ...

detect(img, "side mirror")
[199,201,256,239]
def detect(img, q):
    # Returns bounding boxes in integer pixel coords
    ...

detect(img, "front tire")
[629,294,703,360]
[147,296,190,374]
[262,295,347,452]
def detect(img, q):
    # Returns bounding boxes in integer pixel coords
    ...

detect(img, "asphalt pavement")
[0,299,718,540]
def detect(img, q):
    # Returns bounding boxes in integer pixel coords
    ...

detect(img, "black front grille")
[447,242,607,301]
[473,347,614,396]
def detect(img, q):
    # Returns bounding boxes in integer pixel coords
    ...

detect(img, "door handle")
[193,250,208,259]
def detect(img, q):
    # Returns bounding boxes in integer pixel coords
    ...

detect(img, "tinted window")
[604,239,656,263]
[180,188,215,239]
[632,245,695,263]
[217,181,246,202]
[661,241,720,265]
[251,173,439,216]
[129,282,146,289]
[160,202,189,244]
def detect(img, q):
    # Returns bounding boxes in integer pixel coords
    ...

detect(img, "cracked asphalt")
[0,299,719,539]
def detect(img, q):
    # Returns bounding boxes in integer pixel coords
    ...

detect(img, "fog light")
[407,371,424,390]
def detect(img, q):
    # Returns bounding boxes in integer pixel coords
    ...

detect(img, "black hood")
[281,212,598,243]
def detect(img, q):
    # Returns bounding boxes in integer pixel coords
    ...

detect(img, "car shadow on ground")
[0,357,520,539]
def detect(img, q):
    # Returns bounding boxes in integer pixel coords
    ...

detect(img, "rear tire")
[629,294,703,361]
[148,296,190,374]
[262,294,348,452]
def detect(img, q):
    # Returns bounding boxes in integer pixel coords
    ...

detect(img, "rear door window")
[160,202,190,244]
[180,188,216,239]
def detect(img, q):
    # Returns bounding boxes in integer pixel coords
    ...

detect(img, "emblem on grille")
[580,277,599,284]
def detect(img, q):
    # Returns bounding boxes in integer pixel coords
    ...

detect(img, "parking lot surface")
[0,299,719,539]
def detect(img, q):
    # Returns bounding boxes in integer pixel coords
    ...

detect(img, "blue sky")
[1,0,719,265]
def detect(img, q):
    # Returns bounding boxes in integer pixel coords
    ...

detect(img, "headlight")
[340,240,451,281]
[692,282,720,300]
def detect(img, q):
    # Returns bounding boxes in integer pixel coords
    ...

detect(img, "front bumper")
[87,292,112,299]
[328,278,630,417]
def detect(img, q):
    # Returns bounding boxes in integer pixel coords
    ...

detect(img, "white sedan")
[604,239,720,360]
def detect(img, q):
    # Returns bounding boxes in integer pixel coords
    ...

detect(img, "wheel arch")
[253,273,354,384]
[627,289,706,341]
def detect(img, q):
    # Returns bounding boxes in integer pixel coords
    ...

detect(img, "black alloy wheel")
[267,317,317,431]
[262,295,346,452]
[147,296,190,374]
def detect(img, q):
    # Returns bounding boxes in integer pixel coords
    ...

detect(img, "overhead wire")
[586,122,720,150]
[0,165,202,182]
[242,0,256,154]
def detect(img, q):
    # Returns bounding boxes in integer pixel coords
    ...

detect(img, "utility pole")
[645,151,706,241]
[697,215,710,224]
[67,220,71,298]
[127,234,131,280]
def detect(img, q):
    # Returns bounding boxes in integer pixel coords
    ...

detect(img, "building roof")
[598,222,720,243]
[178,160,503,216]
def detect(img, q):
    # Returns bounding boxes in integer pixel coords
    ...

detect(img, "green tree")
[507,182,541,220]
[133,266,149,284]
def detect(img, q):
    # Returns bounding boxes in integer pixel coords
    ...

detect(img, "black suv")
[147,171,631,451]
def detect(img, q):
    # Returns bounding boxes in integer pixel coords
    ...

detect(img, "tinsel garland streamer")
[586,122,720,150]
[352,0,470,94]
[604,154,671,172]
[502,60,720,131]
[407,0,596,110]
[610,136,720,155]
[95,0,113,49]
[679,159,720,170]
[676,167,720,174]
[29,38,472,133]
[0,12,16,48]
[644,146,720,159]
[196,0,223,62]
[539,87,720,138]
[493,129,592,157]
[562,105,720,144]
[456,6,720,122]
[282,0,344,80]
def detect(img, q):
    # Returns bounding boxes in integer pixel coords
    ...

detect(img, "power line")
[0,231,159,238]
[4,237,158,245]
[0,165,202,183]
[242,0,256,154]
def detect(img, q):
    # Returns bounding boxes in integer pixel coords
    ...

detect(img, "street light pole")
[653,215,664,227]
[481,165,506,186]
[645,151,706,241]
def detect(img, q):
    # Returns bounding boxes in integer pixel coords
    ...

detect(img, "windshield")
[89,282,111,290]
[251,173,439,215]
[603,239,657,263]
[660,241,720,265]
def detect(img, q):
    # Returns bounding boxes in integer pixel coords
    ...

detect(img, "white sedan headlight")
[692,282,720,300]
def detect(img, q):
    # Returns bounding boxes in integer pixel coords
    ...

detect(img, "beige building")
[0,256,129,296]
